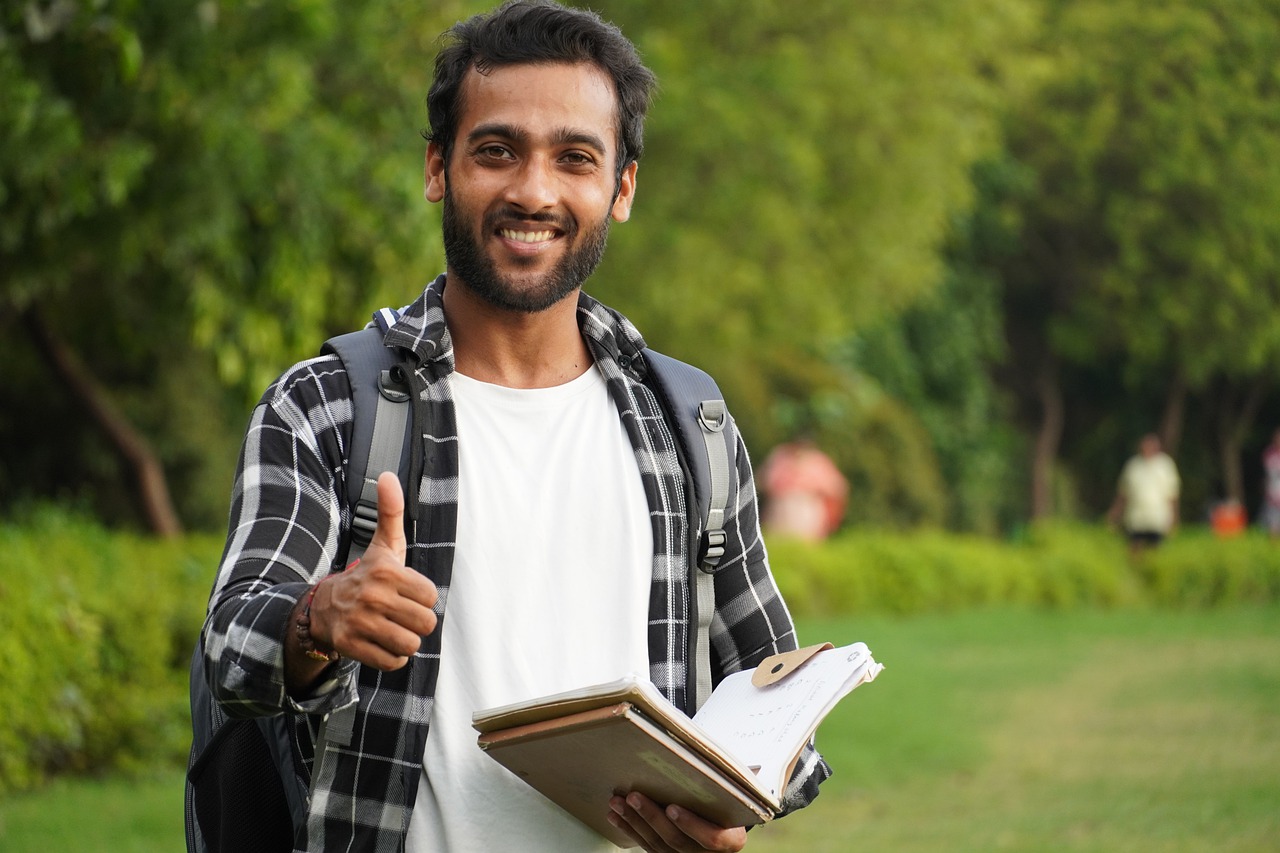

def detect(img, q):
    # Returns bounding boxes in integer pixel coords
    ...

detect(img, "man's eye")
[478,145,512,159]
[561,152,593,166]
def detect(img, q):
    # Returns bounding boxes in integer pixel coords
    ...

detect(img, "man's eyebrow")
[465,123,527,146]
[551,128,609,156]
[464,123,609,156]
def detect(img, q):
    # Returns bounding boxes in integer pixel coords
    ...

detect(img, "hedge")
[2,512,1278,793]
[0,508,219,794]
[768,520,1280,616]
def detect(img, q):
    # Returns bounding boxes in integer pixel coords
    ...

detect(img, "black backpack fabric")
[184,329,735,853]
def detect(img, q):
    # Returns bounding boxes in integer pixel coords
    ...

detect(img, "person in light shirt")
[1108,432,1181,554]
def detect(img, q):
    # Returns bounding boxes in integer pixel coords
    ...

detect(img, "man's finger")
[368,471,407,562]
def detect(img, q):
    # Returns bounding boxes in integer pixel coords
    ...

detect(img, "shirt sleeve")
[708,425,833,815]
[200,360,360,719]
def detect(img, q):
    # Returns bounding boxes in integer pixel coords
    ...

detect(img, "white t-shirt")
[1119,452,1180,533]
[405,365,652,853]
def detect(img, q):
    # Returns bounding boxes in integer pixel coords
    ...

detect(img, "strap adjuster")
[352,499,378,546]
[697,400,727,432]
[698,528,727,572]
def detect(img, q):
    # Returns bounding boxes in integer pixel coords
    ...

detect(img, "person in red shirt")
[759,439,849,541]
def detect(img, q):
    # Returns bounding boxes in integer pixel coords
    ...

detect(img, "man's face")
[425,62,637,313]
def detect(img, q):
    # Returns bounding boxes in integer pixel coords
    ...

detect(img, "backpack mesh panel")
[189,719,295,853]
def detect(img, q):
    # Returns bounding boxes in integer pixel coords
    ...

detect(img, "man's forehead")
[456,60,620,139]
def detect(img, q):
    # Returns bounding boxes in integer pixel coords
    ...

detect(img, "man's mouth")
[499,228,558,244]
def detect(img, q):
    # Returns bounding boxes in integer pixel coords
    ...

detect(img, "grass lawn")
[752,605,1280,852]
[1,605,1276,852]
[0,768,186,852]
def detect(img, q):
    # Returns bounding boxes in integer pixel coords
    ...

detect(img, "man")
[198,2,827,852]
[1107,432,1180,554]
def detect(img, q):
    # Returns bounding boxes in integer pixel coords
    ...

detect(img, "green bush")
[1138,528,1280,606]
[0,508,219,794]
[3,510,1279,794]
[769,521,1280,618]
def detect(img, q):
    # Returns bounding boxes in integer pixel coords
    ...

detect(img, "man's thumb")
[369,471,407,561]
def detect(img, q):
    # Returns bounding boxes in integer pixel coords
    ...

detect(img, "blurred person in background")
[1261,428,1280,538]
[759,438,849,541]
[1107,432,1180,555]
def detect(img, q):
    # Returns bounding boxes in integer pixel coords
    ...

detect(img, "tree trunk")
[1217,379,1266,507]
[1030,355,1064,519]
[1159,371,1188,456]
[25,306,183,537]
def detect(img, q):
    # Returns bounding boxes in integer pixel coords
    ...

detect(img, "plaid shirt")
[202,275,829,852]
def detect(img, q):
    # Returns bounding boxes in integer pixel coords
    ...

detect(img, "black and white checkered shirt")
[202,275,829,851]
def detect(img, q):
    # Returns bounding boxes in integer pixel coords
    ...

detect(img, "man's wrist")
[296,576,340,663]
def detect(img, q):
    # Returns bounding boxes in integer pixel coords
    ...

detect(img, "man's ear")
[610,160,638,223]
[425,142,446,203]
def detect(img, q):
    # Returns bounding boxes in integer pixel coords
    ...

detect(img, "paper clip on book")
[472,641,884,848]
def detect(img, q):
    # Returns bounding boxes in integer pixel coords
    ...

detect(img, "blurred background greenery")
[3,1,1280,848]
[6,0,1280,536]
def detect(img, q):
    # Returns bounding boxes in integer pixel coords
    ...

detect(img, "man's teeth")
[501,229,555,243]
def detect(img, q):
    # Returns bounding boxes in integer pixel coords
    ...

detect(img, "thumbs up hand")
[301,472,439,673]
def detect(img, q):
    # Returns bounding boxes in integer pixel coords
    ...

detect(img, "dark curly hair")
[425,0,657,184]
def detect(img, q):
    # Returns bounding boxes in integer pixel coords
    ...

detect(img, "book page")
[472,673,656,732]
[692,642,883,798]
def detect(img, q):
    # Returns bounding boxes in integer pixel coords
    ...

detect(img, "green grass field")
[1,605,1276,852]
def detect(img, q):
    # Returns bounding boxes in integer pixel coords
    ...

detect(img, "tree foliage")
[0,1,448,527]
[593,0,1039,528]
[595,0,1036,426]
[967,0,1280,516]
[4,0,1280,534]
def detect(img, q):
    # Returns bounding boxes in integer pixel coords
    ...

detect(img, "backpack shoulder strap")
[641,348,737,710]
[321,327,414,564]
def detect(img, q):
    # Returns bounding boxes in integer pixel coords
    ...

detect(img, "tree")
[0,1,450,531]
[974,0,1280,516]
[591,0,1040,526]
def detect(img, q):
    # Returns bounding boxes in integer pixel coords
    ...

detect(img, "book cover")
[477,702,774,848]
[473,642,884,848]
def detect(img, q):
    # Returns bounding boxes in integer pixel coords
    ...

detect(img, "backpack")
[185,327,737,853]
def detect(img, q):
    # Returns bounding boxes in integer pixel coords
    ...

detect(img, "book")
[472,641,884,848]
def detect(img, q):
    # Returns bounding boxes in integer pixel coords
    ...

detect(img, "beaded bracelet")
[296,576,339,663]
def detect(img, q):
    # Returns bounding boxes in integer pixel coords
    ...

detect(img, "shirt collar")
[379,274,649,378]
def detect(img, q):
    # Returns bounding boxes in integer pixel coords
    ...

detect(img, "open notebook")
[472,642,884,848]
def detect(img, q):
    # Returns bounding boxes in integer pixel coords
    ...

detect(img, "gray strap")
[317,703,357,749]
[349,370,411,561]
[694,569,716,710]
[636,348,737,711]
[696,400,732,571]
[320,328,413,567]
[694,399,732,710]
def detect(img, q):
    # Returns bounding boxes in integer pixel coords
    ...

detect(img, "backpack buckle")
[698,527,726,572]
[379,368,411,402]
[352,498,378,547]
[697,400,727,433]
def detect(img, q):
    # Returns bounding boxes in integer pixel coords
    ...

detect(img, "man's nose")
[503,156,558,212]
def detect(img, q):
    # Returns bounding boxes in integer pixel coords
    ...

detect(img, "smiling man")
[431,60,631,320]
[195,3,828,852]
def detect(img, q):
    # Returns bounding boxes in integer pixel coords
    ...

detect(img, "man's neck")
[442,278,593,388]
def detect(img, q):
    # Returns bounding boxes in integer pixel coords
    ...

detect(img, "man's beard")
[441,189,612,313]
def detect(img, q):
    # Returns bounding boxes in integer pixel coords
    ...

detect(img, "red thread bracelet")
[297,575,339,663]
